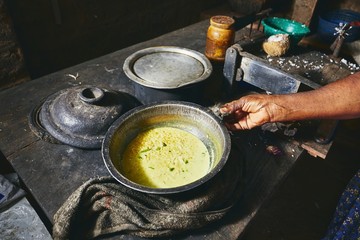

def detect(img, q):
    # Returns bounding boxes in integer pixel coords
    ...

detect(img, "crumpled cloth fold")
[53,150,244,239]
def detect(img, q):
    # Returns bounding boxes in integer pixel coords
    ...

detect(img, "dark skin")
[220,71,360,130]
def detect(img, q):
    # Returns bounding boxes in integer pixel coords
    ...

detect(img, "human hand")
[219,94,275,130]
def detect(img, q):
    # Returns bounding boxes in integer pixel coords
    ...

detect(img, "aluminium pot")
[123,46,213,104]
[101,101,231,194]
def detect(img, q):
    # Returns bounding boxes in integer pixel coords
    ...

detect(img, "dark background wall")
[0,0,359,90]
[4,0,222,80]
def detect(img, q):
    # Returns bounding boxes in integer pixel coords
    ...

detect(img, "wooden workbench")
[0,20,326,239]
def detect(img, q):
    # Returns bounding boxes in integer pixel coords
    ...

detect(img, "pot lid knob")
[78,87,105,104]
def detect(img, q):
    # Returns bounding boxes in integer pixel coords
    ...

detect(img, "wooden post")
[287,0,319,25]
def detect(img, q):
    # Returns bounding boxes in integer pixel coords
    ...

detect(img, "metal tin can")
[205,15,235,62]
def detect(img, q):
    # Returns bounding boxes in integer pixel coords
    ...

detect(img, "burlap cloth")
[52,148,244,240]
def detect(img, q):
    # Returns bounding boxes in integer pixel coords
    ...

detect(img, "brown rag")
[52,149,244,240]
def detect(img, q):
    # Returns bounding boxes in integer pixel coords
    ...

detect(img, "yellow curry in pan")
[120,126,211,188]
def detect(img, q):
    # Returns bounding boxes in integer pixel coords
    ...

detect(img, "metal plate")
[123,46,212,89]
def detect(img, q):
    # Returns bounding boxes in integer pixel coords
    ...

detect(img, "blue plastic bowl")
[261,17,311,45]
[318,9,360,43]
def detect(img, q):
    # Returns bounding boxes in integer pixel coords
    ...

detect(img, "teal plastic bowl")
[261,17,311,45]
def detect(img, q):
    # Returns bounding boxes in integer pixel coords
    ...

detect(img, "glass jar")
[205,15,235,62]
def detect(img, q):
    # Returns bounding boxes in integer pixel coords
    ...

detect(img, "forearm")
[270,72,360,122]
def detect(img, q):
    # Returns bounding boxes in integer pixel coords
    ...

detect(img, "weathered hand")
[219,94,275,130]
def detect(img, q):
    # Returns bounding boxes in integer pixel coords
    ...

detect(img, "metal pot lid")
[38,85,140,149]
[123,46,213,89]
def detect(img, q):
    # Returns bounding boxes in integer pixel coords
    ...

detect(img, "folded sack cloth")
[52,148,244,240]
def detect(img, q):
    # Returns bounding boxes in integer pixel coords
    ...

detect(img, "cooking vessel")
[123,46,213,104]
[102,101,231,194]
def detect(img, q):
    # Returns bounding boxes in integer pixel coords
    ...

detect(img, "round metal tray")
[123,46,212,89]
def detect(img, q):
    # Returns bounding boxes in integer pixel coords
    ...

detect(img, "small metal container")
[123,46,213,104]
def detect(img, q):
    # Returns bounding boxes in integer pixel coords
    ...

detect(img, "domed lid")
[39,85,140,149]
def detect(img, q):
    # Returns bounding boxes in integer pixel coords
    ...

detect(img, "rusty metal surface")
[238,37,359,86]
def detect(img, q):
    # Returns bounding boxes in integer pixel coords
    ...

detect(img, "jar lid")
[210,15,235,29]
[38,85,140,149]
